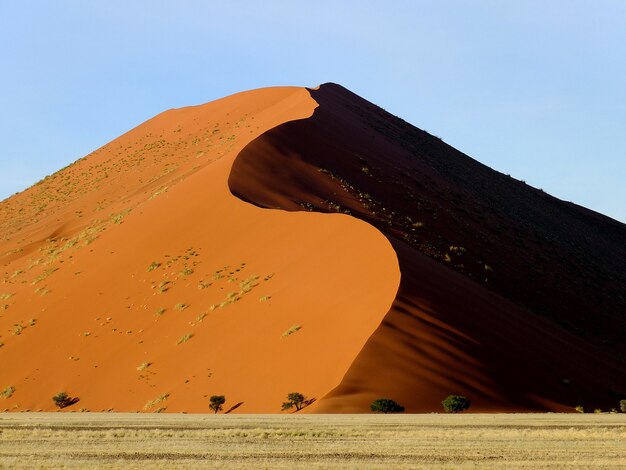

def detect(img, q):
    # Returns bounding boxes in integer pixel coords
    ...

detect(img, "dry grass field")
[0,413,624,469]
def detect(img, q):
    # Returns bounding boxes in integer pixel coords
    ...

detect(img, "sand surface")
[1,83,624,414]
[230,84,626,412]
[0,86,399,413]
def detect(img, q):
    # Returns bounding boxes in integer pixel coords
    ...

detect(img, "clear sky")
[1,1,625,221]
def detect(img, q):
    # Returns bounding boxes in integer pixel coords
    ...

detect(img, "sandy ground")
[1,413,624,469]
[230,83,626,412]
[1,82,624,415]
[0,86,399,412]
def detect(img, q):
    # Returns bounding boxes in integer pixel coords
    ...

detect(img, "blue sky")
[1,1,625,221]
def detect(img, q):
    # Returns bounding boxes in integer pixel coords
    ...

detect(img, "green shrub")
[575,405,585,413]
[209,395,226,414]
[370,398,405,414]
[282,392,306,411]
[442,395,470,413]
[52,391,76,409]
[620,399,626,413]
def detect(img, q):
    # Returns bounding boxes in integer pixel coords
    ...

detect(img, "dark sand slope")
[229,83,626,412]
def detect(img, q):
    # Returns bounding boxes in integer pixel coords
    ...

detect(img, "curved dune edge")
[0,86,399,413]
[228,83,626,413]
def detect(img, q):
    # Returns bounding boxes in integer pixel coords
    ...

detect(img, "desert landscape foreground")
[0,413,624,469]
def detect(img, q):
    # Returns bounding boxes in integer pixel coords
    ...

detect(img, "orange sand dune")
[0,87,399,412]
[1,83,625,414]
[230,83,626,412]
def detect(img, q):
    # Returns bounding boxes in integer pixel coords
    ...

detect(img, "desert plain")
[1,412,625,469]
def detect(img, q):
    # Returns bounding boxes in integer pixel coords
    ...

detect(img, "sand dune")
[230,83,626,412]
[1,83,624,413]
[0,86,399,412]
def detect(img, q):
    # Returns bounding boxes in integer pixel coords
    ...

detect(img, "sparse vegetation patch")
[147,261,161,272]
[176,333,193,344]
[144,393,169,410]
[282,325,301,337]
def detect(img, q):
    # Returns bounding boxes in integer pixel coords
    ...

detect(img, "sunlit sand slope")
[0,86,399,413]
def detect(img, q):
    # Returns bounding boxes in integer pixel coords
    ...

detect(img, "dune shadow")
[228,83,626,411]
[224,402,244,414]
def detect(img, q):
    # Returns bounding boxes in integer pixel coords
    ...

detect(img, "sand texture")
[0,86,399,413]
[1,83,625,413]
[230,84,626,412]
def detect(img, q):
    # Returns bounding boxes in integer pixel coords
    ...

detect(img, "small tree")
[370,398,405,414]
[52,391,74,409]
[442,395,470,413]
[209,395,226,414]
[620,399,626,413]
[282,392,306,411]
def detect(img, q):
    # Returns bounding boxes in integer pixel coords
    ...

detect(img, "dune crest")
[1,83,624,413]
[229,83,626,412]
[0,86,399,413]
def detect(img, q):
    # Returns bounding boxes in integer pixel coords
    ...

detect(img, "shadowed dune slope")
[229,83,626,412]
[0,86,399,413]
